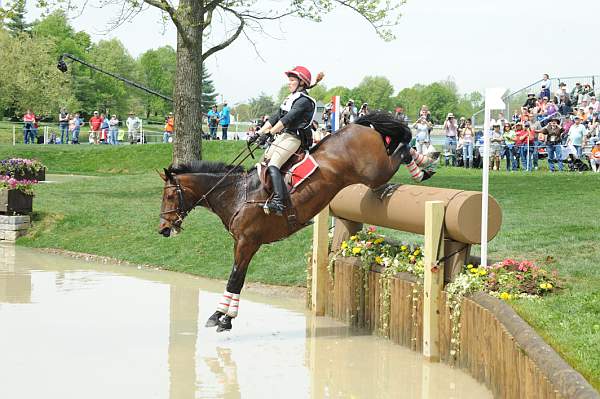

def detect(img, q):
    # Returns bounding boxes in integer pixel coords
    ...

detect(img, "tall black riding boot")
[266,166,286,215]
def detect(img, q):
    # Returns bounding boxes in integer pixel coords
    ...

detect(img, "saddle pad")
[289,153,319,189]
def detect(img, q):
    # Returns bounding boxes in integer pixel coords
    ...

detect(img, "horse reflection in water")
[158,112,432,332]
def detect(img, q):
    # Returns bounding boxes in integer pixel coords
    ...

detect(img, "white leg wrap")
[216,291,233,313]
[226,294,240,318]
[411,150,434,168]
[406,160,424,182]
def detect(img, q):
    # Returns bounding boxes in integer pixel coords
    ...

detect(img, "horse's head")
[158,168,196,237]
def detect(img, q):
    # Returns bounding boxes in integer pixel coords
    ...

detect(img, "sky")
[26,0,600,105]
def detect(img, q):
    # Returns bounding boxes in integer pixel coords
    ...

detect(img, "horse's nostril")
[159,227,171,237]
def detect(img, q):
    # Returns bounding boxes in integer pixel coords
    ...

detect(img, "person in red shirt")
[23,109,36,144]
[88,111,103,145]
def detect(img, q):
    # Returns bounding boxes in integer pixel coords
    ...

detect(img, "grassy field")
[3,142,599,389]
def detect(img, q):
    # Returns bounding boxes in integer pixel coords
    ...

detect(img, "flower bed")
[0,158,46,181]
[0,176,38,214]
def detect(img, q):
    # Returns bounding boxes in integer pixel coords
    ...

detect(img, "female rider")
[250,66,323,215]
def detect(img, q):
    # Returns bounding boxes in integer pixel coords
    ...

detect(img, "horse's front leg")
[205,238,259,332]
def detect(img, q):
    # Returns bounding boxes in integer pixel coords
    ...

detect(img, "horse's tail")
[353,111,412,154]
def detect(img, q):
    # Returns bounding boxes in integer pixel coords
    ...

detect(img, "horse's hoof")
[216,315,233,332]
[205,311,224,327]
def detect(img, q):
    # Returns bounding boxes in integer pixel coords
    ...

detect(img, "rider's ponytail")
[308,72,325,89]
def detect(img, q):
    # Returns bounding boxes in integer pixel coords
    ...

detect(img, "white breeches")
[264,133,301,168]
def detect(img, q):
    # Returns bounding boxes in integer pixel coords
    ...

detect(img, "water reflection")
[0,246,491,399]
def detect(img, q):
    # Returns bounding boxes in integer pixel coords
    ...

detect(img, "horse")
[158,112,425,332]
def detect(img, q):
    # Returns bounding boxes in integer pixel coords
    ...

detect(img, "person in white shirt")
[126,112,141,144]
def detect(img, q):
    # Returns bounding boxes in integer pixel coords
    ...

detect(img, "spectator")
[490,124,504,171]
[590,142,600,172]
[322,102,332,131]
[358,103,369,117]
[341,100,357,127]
[557,83,570,104]
[590,96,600,113]
[570,83,583,104]
[71,113,83,144]
[100,113,109,144]
[207,105,219,139]
[496,112,508,128]
[394,106,408,123]
[460,119,475,169]
[558,94,573,115]
[23,109,35,144]
[567,115,586,159]
[220,101,231,140]
[126,111,141,144]
[541,117,563,172]
[528,114,542,170]
[89,111,102,145]
[59,108,69,144]
[443,112,458,166]
[515,122,531,171]
[523,93,536,109]
[109,114,119,145]
[502,123,518,171]
[412,116,432,154]
[541,73,552,94]
[581,84,594,103]
[511,110,520,123]
[539,86,550,101]
[163,112,174,143]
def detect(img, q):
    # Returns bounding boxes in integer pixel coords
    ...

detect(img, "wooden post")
[311,206,330,315]
[330,217,362,252]
[423,201,445,361]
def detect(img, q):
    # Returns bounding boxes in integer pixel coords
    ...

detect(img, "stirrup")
[263,200,284,216]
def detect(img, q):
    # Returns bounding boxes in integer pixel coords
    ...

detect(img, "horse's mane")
[167,160,245,175]
[353,111,411,142]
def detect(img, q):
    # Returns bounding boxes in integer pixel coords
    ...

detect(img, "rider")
[249,66,322,215]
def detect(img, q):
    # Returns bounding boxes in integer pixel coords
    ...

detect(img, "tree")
[352,76,394,110]
[138,46,177,118]
[0,30,78,117]
[4,0,29,36]
[201,66,217,112]
[90,0,404,164]
[30,10,91,58]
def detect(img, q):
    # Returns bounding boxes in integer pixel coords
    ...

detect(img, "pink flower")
[367,226,377,233]
[515,274,524,280]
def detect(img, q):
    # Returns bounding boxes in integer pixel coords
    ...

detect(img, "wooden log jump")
[311,183,503,361]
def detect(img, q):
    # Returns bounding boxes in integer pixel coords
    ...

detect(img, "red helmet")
[285,66,312,87]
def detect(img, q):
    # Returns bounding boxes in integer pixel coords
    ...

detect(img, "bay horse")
[158,112,422,332]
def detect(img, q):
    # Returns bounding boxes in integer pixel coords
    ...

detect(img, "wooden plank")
[311,206,330,315]
[422,201,445,362]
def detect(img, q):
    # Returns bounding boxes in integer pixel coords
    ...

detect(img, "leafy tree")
[201,66,217,112]
[325,86,353,105]
[4,0,29,36]
[352,76,394,110]
[30,10,91,58]
[138,46,176,118]
[0,30,78,117]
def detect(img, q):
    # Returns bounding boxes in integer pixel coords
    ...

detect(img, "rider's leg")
[265,133,300,215]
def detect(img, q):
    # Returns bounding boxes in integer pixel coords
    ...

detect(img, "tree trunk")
[173,1,204,164]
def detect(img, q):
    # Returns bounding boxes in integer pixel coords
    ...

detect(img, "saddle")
[258,149,319,194]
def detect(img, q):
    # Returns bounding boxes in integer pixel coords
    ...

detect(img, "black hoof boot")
[216,315,233,332]
[420,170,436,182]
[372,183,401,200]
[205,311,224,327]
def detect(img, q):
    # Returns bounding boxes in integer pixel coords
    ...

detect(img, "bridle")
[159,175,209,229]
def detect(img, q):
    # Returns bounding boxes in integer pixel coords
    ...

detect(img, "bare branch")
[202,6,245,59]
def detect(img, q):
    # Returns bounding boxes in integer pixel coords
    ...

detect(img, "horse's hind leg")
[206,238,259,332]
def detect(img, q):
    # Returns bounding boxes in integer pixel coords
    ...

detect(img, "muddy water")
[0,245,491,399]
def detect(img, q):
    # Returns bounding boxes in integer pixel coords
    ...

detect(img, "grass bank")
[5,142,600,390]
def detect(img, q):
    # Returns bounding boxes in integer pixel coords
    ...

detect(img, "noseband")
[160,175,211,227]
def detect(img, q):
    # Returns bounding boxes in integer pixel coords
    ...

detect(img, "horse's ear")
[163,168,172,181]
[157,169,167,181]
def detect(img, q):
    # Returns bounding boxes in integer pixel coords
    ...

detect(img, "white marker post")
[481,88,505,268]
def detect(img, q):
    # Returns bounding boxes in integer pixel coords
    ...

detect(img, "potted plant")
[0,158,46,181]
[0,176,37,214]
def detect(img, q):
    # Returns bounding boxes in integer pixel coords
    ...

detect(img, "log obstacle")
[311,183,503,359]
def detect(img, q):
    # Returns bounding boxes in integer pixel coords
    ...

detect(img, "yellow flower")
[478,269,487,276]
[546,283,553,289]
[500,292,510,300]
[352,247,362,255]
[470,268,478,274]
[409,255,415,262]
[539,283,547,289]
[375,256,383,265]
[413,249,421,256]
[374,238,384,245]
[466,264,474,269]
[341,241,348,249]
[350,235,358,241]
[400,245,407,251]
